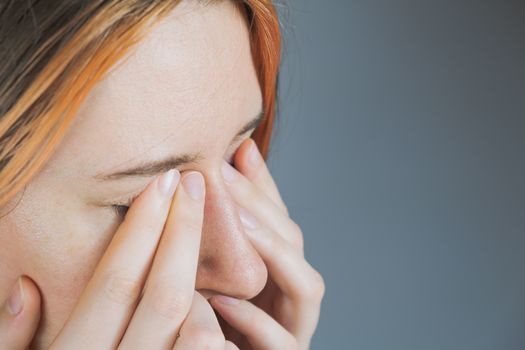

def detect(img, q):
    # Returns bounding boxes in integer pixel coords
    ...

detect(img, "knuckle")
[147,282,192,321]
[101,271,142,305]
[308,269,326,301]
[289,221,304,248]
[185,327,225,349]
[295,268,325,303]
[282,203,290,216]
[290,220,302,236]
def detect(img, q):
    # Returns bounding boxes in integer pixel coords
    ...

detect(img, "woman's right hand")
[0,169,238,349]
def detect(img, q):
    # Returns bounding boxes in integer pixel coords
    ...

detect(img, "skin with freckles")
[0,1,268,347]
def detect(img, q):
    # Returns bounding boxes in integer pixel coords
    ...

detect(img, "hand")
[173,291,238,349]
[0,275,41,350]
[0,169,232,349]
[209,138,325,350]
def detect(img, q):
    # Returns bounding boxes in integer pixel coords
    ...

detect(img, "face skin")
[0,0,268,347]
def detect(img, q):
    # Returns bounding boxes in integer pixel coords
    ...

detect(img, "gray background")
[267,0,525,349]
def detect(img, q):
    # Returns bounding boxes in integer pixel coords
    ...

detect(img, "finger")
[119,171,206,349]
[210,296,297,350]
[233,138,288,214]
[172,291,225,350]
[246,218,324,301]
[51,169,181,349]
[221,159,304,250]
[0,276,41,350]
[238,214,324,336]
[225,340,240,350]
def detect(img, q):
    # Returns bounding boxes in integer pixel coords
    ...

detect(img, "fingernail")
[213,295,240,306]
[221,161,237,183]
[157,169,180,197]
[6,277,23,316]
[248,140,261,167]
[238,206,258,230]
[182,172,205,200]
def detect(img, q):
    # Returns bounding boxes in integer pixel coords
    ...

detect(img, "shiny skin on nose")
[195,173,268,300]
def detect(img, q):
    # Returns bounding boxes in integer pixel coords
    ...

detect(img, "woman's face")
[0,0,267,346]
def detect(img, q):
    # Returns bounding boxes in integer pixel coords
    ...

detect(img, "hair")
[0,0,281,208]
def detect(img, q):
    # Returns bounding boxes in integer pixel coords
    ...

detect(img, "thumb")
[0,276,41,350]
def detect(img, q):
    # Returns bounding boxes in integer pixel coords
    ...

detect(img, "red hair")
[0,0,281,208]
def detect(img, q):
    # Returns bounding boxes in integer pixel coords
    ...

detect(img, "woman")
[0,0,324,349]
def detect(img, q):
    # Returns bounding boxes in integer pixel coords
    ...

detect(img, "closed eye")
[112,204,130,219]
[110,156,238,220]
[110,192,139,219]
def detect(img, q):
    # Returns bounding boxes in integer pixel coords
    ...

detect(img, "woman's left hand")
[209,138,325,350]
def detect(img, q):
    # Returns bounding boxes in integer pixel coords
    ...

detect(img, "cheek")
[19,205,114,292]
[7,195,118,340]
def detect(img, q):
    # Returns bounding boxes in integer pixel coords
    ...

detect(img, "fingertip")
[233,138,255,172]
[17,276,41,315]
[232,138,266,185]
[0,276,41,350]
[181,171,205,201]
[13,276,41,330]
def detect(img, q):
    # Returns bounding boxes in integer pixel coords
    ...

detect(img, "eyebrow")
[93,109,265,181]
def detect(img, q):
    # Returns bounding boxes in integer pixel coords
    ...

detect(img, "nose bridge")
[196,169,268,299]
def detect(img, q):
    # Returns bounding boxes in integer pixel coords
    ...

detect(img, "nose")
[195,167,268,300]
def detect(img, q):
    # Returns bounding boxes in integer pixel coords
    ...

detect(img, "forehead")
[44,0,261,181]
